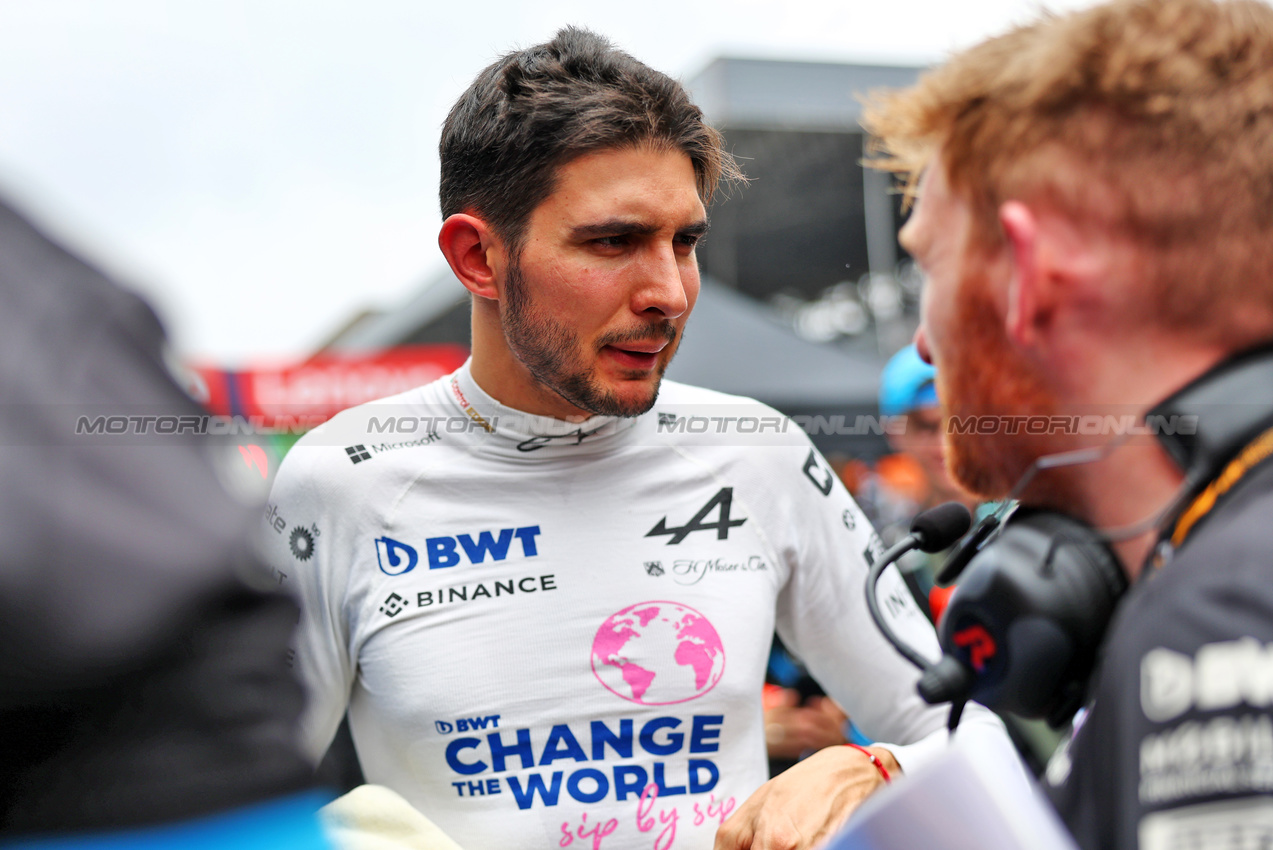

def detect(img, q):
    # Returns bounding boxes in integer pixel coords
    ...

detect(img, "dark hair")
[440,26,741,254]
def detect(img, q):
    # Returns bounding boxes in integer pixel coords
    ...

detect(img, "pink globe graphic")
[591,601,726,705]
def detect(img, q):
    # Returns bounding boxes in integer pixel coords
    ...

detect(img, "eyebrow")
[570,218,710,240]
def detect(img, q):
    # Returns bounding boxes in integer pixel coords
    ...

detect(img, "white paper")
[823,737,1079,850]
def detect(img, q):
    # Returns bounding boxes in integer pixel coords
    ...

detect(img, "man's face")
[889,405,969,505]
[901,161,1057,499]
[499,145,707,418]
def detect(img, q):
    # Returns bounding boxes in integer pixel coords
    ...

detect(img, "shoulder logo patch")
[646,488,747,545]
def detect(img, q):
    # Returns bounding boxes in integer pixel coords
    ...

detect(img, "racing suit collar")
[449,359,641,455]
[1149,340,1273,483]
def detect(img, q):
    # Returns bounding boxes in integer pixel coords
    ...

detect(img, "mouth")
[601,337,672,372]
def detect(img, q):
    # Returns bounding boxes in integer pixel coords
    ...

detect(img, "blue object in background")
[2,791,334,850]
[879,344,938,416]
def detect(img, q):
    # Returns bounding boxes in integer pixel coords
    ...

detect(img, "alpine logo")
[646,488,747,545]
[376,536,420,576]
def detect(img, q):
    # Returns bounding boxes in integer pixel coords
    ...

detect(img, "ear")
[438,213,505,301]
[999,201,1044,349]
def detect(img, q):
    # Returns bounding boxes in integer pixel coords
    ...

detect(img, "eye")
[592,235,629,249]
[674,232,702,253]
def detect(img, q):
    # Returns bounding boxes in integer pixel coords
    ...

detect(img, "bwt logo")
[1141,637,1273,722]
[376,537,420,576]
[436,714,502,735]
[375,526,542,575]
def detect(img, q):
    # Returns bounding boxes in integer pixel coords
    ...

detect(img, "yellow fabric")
[319,785,464,850]
[1171,426,1273,547]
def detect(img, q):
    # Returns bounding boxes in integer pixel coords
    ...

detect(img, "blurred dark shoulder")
[0,195,317,834]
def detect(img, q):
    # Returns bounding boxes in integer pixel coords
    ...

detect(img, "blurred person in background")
[0,195,328,846]
[757,342,963,779]
[862,343,980,622]
[729,1,1273,847]
[878,346,1066,777]
[265,26,1021,850]
[760,643,849,778]
[859,345,1064,778]
[876,344,974,518]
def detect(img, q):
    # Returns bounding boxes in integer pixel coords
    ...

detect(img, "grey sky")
[0,0,1095,365]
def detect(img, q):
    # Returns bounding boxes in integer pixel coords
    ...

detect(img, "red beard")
[938,270,1062,501]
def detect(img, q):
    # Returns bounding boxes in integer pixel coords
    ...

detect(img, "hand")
[764,694,848,761]
[713,743,900,850]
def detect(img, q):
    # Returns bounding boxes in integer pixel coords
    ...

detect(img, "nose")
[914,326,933,364]
[633,244,691,319]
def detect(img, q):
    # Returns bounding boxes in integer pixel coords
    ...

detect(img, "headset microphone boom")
[867,501,1129,730]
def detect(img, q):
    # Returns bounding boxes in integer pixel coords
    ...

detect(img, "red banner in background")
[190,344,470,430]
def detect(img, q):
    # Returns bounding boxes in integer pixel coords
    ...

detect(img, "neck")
[1036,340,1231,579]
[1053,329,1229,411]
[1068,441,1186,580]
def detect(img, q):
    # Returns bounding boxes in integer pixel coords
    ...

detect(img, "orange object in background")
[762,683,790,711]
[837,458,873,497]
[875,452,931,505]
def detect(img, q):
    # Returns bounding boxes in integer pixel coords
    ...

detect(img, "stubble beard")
[500,261,678,418]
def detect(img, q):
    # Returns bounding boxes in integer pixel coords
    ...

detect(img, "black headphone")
[918,508,1127,727]
[882,342,1273,728]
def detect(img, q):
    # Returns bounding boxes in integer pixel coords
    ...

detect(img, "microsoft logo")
[345,444,372,464]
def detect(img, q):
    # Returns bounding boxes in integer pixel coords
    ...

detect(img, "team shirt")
[265,361,1016,849]
[1048,460,1273,850]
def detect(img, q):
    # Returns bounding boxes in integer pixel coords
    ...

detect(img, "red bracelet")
[845,743,892,784]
